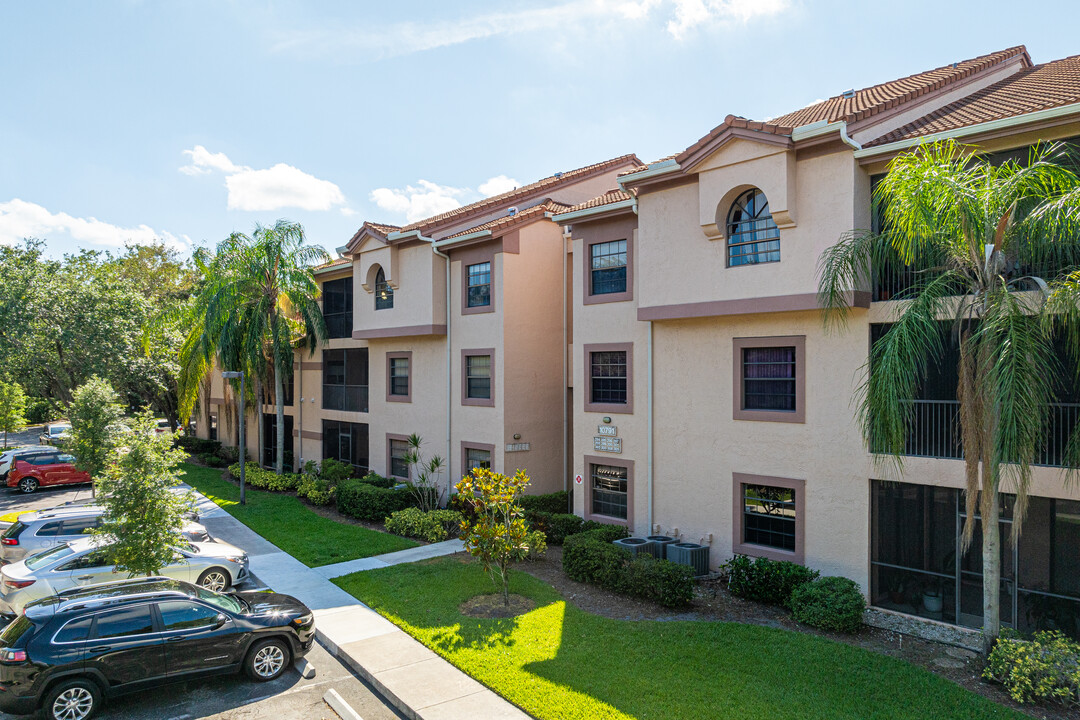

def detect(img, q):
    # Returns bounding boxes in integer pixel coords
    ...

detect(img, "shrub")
[226,462,301,492]
[178,436,221,455]
[725,555,819,607]
[789,576,865,633]
[359,472,397,489]
[24,397,60,424]
[562,532,691,608]
[218,445,242,464]
[525,511,624,545]
[519,491,570,515]
[319,458,355,486]
[984,631,1080,707]
[297,476,336,506]
[576,524,630,544]
[385,508,464,543]
[336,478,414,522]
[197,452,226,468]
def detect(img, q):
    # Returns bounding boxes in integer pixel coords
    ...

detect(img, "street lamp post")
[221,371,246,505]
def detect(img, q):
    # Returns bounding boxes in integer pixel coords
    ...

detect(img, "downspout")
[647,319,653,534]
[838,122,862,151]
[562,225,569,502]
[297,358,303,468]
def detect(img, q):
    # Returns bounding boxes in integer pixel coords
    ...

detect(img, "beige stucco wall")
[353,240,447,334]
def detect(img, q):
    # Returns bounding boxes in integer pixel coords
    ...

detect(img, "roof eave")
[552,198,636,224]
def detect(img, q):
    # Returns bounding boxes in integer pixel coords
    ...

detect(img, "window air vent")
[841,89,855,99]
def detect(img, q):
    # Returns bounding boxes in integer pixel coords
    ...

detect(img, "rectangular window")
[208,413,218,441]
[323,348,369,413]
[466,262,491,308]
[389,438,410,479]
[590,240,627,295]
[466,355,491,400]
[742,484,796,551]
[742,347,796,411]
[322,420,368,471]
[387,353,411,402]
[323,277,353,339]
[733,337,805,423]
[590,464,628,521]
[590,351,627,405]
[466,448,491,472]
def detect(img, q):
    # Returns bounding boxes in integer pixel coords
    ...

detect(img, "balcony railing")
[873,255,1079,302]
[883,399,1080,467]
[322,384,369,413]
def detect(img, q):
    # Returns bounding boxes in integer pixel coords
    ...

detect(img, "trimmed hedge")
[337,478,415,522]
[385,508,464,543]
[726,555,819,607]
[526,511,625,545]
[198,452,227,468]
[179,436,221,455]
[789,576,865,633]
[297,476,336,506]
[562,526,692,608]
[359,472,397,489]
[227,462,302,492]
[519,491,570,515]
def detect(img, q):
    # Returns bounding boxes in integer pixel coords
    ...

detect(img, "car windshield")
[1,521,25,540]
[0,616,33,646]
[190,586,244,614]
[24,543,77,570]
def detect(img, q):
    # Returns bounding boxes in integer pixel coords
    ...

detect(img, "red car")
[6,452,91,494]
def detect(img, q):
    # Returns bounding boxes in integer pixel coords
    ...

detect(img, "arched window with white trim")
[727,189,780,267]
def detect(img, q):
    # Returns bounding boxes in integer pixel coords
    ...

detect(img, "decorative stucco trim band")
[637,291,870,321]
[352,324,447,339]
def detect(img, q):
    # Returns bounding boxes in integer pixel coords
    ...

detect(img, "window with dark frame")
[742,484,797,551]
[590,351,627,405]
[323,348,369,412]
[742,346,796,412]
[208,414,218,441]
[321,419,368,471]
[374,267,394,310]
[389,438,410,478]
[465,448,491,473]
[467,262,491,308]
[727,188,780,266]
[389,356,410,397]
[590,240,627,295]
[591,464,628,520]
[323,277,353,338]
[465,355,491,400]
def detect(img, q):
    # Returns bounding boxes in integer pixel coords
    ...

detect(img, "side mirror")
[214,613,228,629]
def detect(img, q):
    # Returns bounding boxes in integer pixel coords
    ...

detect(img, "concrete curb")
[324,688,364,720]
[318,627,419,720]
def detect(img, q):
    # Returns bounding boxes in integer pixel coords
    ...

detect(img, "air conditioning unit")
[612,537,659,558]
[645,535,677,560]
[667,542,710,576]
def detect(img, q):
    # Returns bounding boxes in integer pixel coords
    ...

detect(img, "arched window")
[374,267,394,310]
[727,189,780,267]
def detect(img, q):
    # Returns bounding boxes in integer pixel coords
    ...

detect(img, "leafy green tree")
[403,433,446,511]
[68,377,123,495]
[95,411,190,577]
[0,380,27,448]
[455,468,546,606]
[818,140,1080,652]
[178,222,329,474]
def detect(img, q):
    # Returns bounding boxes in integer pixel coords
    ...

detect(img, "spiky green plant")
[818,139,1080,652]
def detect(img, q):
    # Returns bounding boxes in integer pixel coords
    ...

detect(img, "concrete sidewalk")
[182,484,532,720]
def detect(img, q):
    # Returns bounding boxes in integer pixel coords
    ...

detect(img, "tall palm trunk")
[981,477,1002,654]
[253,374,263,467]
[272,315,285,475]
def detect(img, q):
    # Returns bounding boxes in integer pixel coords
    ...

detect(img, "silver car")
[0,507,211,563]
[0,536,250,615]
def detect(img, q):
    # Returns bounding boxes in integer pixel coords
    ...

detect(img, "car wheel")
[197,567,230,592]
[244,638,290,681]
[43,678,101,720]
[17,477,38,494]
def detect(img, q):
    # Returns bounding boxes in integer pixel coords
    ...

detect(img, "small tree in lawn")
[0,380,27,448]
[95,411,191,577]
[455,467,546,606]
[403,433,446,512]
[68,376,124,496]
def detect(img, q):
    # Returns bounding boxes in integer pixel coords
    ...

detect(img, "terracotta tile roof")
[618,156,676,177]
[445,200,572,239]
[344,220,400,252]
[313,257,351,273]
[398,154,641,235]
[770,46,1031,129]
[676,116,795,165]
[866,53,1080,147]
[559,190,634,214]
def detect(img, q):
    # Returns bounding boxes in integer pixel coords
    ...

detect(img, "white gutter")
[791,119,861,150]
[854,102,1080,159]
[431,229,492,248]
[617,158,680,186]
[389,228,453,502]
[551,199,636,224]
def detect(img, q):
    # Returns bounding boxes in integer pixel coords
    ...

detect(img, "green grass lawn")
[180,462,418,567]
[335,557,1026,720]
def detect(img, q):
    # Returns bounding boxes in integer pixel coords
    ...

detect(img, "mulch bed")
[514,546,1078,720]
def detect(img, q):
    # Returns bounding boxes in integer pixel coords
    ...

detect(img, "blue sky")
[2,0,1077,258]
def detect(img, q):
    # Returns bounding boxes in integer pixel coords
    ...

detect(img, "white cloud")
[370,180,469,223]
[0,199,189,250]
[180,145,347,212]
[478,175,520,197]
[272,0,789,59]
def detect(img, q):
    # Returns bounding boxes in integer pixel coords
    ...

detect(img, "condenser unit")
[667,542,710,576]
[645,535,677,559]
[612,537,659,558]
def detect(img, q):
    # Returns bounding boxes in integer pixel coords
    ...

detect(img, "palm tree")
[179,222,329,473]
[818,140,1080,653]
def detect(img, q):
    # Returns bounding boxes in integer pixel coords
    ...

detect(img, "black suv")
[0,577,315,719]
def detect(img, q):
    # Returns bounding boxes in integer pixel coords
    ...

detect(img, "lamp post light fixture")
[221,370,247,505]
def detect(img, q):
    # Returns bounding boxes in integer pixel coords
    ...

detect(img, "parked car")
[155,418,173,433]
[6,452,90,494]
[0,446,53,481]
[0,577,314,719]
[56,493,201,522]
[38,423,71,447]
[0,535,250,615]
[0,507,211,563]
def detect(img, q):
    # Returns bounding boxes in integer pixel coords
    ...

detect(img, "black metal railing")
[882,399,1080,467]
[873,255,1079,302]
